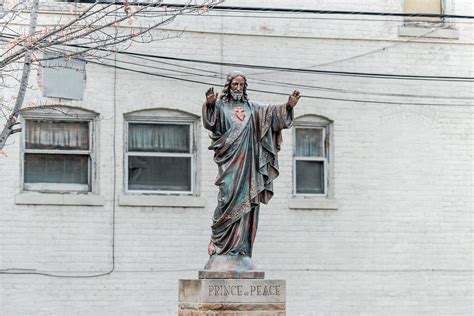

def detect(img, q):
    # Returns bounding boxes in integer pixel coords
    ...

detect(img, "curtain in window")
[295,129,323,157]
[128,123,190,153]
[25,121,89,150]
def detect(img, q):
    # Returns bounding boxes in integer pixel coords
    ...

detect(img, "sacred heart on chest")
[234,106,246,121]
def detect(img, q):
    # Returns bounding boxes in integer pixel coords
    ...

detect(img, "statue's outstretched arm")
[202,87,219,131]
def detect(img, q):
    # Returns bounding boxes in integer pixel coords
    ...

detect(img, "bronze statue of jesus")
[202,71,300,266]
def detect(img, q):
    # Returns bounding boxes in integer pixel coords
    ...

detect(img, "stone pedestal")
[179,255,286,315]
[178,278,286,316]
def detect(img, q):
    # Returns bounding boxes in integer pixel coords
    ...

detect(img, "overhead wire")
[142,3,474,20]
[31,42,471,103]
[38,42,473,83]
[78,57,473,107]
[178,12,474,24]
[108,53,473,100]
[10,43,474,107]
[2,25,473,82]
[101,49,474,82]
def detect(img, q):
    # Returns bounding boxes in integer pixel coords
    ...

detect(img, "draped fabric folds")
[25,121,89,150]
[128,123,189,153]
[203,99,293,257]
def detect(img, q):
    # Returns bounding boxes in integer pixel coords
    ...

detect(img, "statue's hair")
[221,70,249,102]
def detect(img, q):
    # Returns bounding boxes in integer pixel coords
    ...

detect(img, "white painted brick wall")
[1,0,472,315]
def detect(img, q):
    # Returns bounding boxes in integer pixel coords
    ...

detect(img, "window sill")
[15,192,105,206]
[118,195,206,208]
[289,197,338,210]
[398,26,459,39]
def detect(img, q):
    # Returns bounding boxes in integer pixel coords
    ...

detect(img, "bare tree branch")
[0,0,223,151]
[0,0,39,150]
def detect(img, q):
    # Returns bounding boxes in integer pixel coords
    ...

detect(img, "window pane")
[296,160,324,194]
[128,156,191,191]
[24,154,89,185]
[296,128,323,157]
[25,120,89,150]
[128,123,190,153]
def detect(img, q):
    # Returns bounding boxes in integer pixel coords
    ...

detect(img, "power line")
[23,45,474,106]
[179,12,474,24]
[3,35,473,102]
[107,49,474,82]
[81,58,472,107]
[112,54,473,100]
[84,1,474,20]
[160,3,474,20]
[2,28,473,83]
[55,43,473,82]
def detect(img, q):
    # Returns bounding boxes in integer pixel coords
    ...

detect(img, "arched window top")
[124,108,198,122]
[20,105,98,120]
[295,114,332,126]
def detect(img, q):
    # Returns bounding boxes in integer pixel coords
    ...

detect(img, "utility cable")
[57,44,474,82]
[162,3,474,20]
[96,47,474,82]
[178,12,474,24]
[82,58,473,107]
[2,33,473,82]
[6,43,474,106]
[99,54,473,100]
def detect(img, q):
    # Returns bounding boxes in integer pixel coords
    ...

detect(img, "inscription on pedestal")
[179,279,286,304]
[208,282,281,297]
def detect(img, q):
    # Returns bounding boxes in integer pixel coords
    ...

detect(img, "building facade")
[1,0,473,314]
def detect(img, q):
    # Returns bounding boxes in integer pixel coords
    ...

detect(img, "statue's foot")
[208,241,216,256]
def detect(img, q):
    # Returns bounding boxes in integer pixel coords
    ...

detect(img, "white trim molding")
[118,195,206,208]
[15,192,105,206]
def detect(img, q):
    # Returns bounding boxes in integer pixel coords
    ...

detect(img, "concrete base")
[178,279,286,315]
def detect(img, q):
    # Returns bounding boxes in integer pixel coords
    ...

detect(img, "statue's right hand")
[205,87,218,105]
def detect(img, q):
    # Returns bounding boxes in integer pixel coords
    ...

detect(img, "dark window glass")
[295,160,324,194]
[24,154,89,185]
[128,156,191,191]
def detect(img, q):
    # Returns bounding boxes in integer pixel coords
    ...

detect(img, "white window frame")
[124,118,196,195]
[20,110,97,193]
[293,123,329,197]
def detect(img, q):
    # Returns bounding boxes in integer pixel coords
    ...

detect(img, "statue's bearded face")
[229,76,245,101]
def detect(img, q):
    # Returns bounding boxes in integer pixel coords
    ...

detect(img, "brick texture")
[0,0,472,315]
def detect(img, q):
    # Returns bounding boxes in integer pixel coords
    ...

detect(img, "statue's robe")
[202,98,293,257]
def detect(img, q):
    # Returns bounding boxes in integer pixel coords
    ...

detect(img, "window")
[404,0,443,24]
[21,109,96,192]
[125,110,197,194]
[293,116,331,197]
[42,53,86,100]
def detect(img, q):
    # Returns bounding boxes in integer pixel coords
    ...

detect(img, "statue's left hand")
[287,90,301,108]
